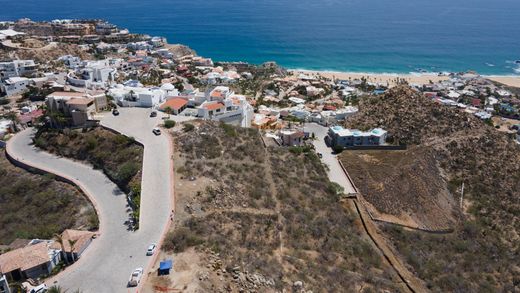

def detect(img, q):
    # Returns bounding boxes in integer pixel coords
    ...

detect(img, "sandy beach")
[290,69,520,88]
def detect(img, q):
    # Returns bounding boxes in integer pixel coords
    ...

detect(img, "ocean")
[1,0,519,75]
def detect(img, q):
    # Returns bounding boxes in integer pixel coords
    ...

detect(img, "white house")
[197,94,254,127]
[67,60,117,89]
[1,77,31,96]
[0,60,37,79]
[327,126,387,148]
[109,85,166,108]
[58,55,82,69]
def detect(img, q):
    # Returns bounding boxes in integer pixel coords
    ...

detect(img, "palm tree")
[164,106,172,118]
[53,233,69,266]
[68,239,78,263]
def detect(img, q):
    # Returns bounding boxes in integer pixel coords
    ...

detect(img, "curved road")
[6,108,182,292]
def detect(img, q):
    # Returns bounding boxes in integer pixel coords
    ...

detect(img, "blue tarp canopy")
[159,259,173,270]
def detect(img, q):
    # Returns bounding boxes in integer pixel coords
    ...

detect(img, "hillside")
[145,121,403,293]
[0,152,97,246]
[34,127,144,223]
[343,86,520,292]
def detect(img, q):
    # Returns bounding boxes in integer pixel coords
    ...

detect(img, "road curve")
[6,108,175,293]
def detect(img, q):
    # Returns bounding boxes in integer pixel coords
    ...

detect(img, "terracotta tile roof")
[204,102,224,111]
[8,239,31,250]
[211,90,223,98]
[0,242,50,273]
[50,230,94,254]
[160,97,188,111]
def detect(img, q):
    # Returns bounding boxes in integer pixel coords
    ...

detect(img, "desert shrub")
[86,136,98,150]
[183,123,195,132]
[116,162,139,183]
[163,227,203,253]
[164,120,176,129]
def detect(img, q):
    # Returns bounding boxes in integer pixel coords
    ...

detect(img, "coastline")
[288,69,520,88]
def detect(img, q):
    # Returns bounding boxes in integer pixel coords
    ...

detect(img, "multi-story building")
[46,91,106,126]
[95,22,118,35]
[0,60,37,79]
[197,93,254,127]
[1,77,31,96]
[327,126,387,148]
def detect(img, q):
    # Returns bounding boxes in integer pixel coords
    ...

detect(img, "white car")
[29,284,48,293]
[146,243,157,256]
[128,267,144,287]
[152,127,161,135]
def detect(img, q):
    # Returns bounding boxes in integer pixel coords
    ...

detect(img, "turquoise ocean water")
[1,0,519,75]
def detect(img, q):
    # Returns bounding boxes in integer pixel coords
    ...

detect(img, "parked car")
[150,111,157,117]
[29,284,48,293]
[317,153,323,158]
[127,267,143,287]
[112,109,119,116]
[152,128,161,135]
[146,243,157,256]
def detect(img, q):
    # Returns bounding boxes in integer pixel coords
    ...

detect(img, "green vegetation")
[33,127,143,225]
[164,119,176,129]
[0,152,97,245]
[182,123,195,132]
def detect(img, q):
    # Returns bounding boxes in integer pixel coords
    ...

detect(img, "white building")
[0,60,37,79]
[327,126,387,148]
[1,77,31,96]
[58,55,82,69]
[109,85,167,108]
[197,93,254,127]
[66,60,116,89]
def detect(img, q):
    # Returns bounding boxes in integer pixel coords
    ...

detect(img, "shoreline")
[288,69,520,88]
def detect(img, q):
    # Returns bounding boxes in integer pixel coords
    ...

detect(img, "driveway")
[304,123,357,195]
[6,108,192,292]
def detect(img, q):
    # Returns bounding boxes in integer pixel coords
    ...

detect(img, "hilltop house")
[0,239,61,282]
[0,60,37,79]
[46,91,107,126]
[280,129,305,146]
[66,60,117,89]
[1,77,31,96]
[327,126,387,149]
[197,93,254,127]
[160,97,188,115]
[109,85,173,108]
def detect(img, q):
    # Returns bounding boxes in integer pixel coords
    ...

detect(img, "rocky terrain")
[344,86,520,292]
[0,42,93,64]
[146,121,403,292]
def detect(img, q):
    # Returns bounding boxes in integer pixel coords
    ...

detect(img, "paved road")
[6,108,192,292]
[304,123,357,195]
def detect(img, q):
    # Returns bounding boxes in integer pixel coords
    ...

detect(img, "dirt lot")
[340,148,457,231]
[144,121,402,293]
